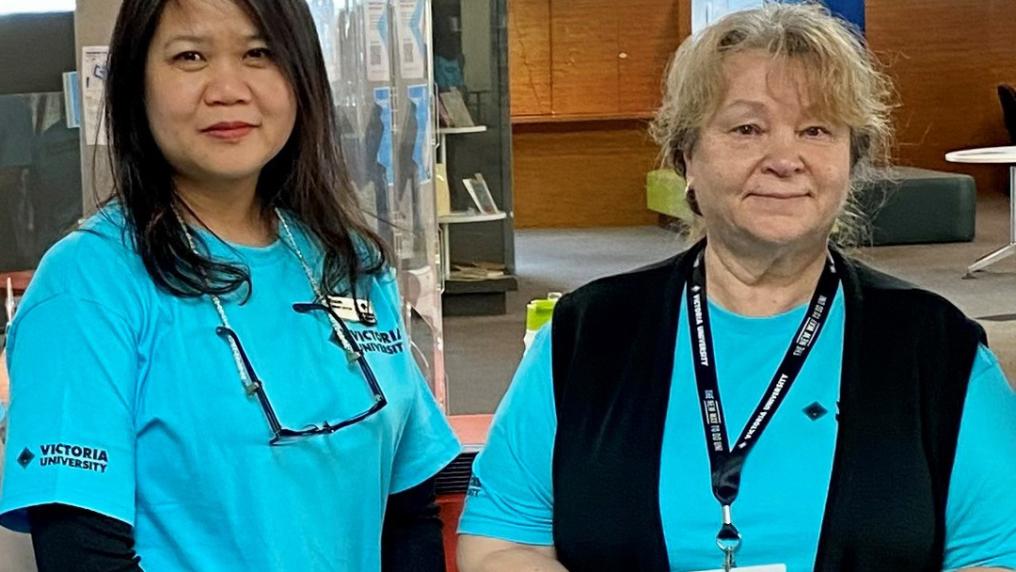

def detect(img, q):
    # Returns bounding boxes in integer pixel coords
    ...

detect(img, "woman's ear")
[681,149,694,180]
[681,156,701,216]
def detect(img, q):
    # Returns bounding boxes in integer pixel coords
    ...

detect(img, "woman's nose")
[761,133,806,177]
[203,64,254,106]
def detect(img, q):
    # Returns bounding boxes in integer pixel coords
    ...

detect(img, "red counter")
[439,414,492,572]
[0,271,32,295]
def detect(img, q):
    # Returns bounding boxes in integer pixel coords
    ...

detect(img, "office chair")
[999,84,1016,144]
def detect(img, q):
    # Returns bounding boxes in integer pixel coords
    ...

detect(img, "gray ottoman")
[856,166,976,245]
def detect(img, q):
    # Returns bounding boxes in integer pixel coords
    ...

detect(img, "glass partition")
[309,0,447,408]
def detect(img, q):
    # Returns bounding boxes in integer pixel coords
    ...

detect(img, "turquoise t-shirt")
[0,208,461,571]
[459,288,1016,571]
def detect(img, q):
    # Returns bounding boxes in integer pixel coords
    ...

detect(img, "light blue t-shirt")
[459,288,1016,571]
[0,208,461,571]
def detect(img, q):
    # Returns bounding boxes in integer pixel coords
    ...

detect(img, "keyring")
[716,505,741,572]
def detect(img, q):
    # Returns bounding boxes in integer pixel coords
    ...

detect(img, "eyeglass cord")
[173,207,362,398]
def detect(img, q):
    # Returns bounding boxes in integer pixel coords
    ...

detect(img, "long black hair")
[103,0,390,299]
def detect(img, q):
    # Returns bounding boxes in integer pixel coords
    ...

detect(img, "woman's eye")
[732,124,761,136]
[246,47,273,60]
[173,51,204,63]
[803,126,832,137]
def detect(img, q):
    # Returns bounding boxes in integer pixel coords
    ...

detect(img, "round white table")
[945,145,1016,276]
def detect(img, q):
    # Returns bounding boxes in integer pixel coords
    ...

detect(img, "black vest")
[550,242,985,571]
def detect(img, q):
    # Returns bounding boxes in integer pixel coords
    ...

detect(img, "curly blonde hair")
[650,2,896,245]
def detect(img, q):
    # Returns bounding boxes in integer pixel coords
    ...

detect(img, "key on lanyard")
[716,504,741,571]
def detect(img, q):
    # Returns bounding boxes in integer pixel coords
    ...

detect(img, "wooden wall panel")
[618,0,683,114]
[508,0,552,117]
[510,0,691,228]
[866,0,1016,197]
[550,1,619,115]
[677,0,692,45]
[510,0,1016,228]
[513,121,661,228]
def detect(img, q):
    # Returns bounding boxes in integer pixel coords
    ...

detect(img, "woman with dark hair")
[0,1,459,570]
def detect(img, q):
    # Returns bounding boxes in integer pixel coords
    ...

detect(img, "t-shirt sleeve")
[457,325,557,546]
[388,373,462,494]
[0,232,143,533]
[943,344,1016,570]
[380,271,461,494]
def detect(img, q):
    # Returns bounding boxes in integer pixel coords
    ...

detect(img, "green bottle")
[524,292,563,351]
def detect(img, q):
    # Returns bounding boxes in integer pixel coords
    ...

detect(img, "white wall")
[692,0,764,34]
[0,1,75,16]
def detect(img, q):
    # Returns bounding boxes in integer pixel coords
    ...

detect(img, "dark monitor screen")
[0,11,76,95]
[0,11,81,272]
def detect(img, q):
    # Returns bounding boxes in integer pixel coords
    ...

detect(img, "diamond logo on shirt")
[803,402,829,421]
[17,448,34,468]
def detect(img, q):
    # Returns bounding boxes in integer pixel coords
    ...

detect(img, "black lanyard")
[685,250,839,569]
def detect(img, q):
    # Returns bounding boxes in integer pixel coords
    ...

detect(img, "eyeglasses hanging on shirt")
[685,249,839,572]
[175,207,388,446]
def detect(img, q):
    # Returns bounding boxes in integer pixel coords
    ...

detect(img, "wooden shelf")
[438,125,489,135]
[444,274,518,294]
[438,211,507,224]
[442,275,519,316]
[511,111,656,125]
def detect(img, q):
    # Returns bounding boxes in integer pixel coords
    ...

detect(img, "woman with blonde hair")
[456,4,1016,571]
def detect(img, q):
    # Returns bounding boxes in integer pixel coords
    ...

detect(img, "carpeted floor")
[444,192,1016,414]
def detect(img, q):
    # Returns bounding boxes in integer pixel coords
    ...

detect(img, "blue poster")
[823,0,864,34]
[373,87,393,187]
[62,71,81,129]
[406,84,432,184]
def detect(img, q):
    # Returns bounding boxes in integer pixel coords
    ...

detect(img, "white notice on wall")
[397,0,426,79]
[81,46,109,146]
[366,0,391,83]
